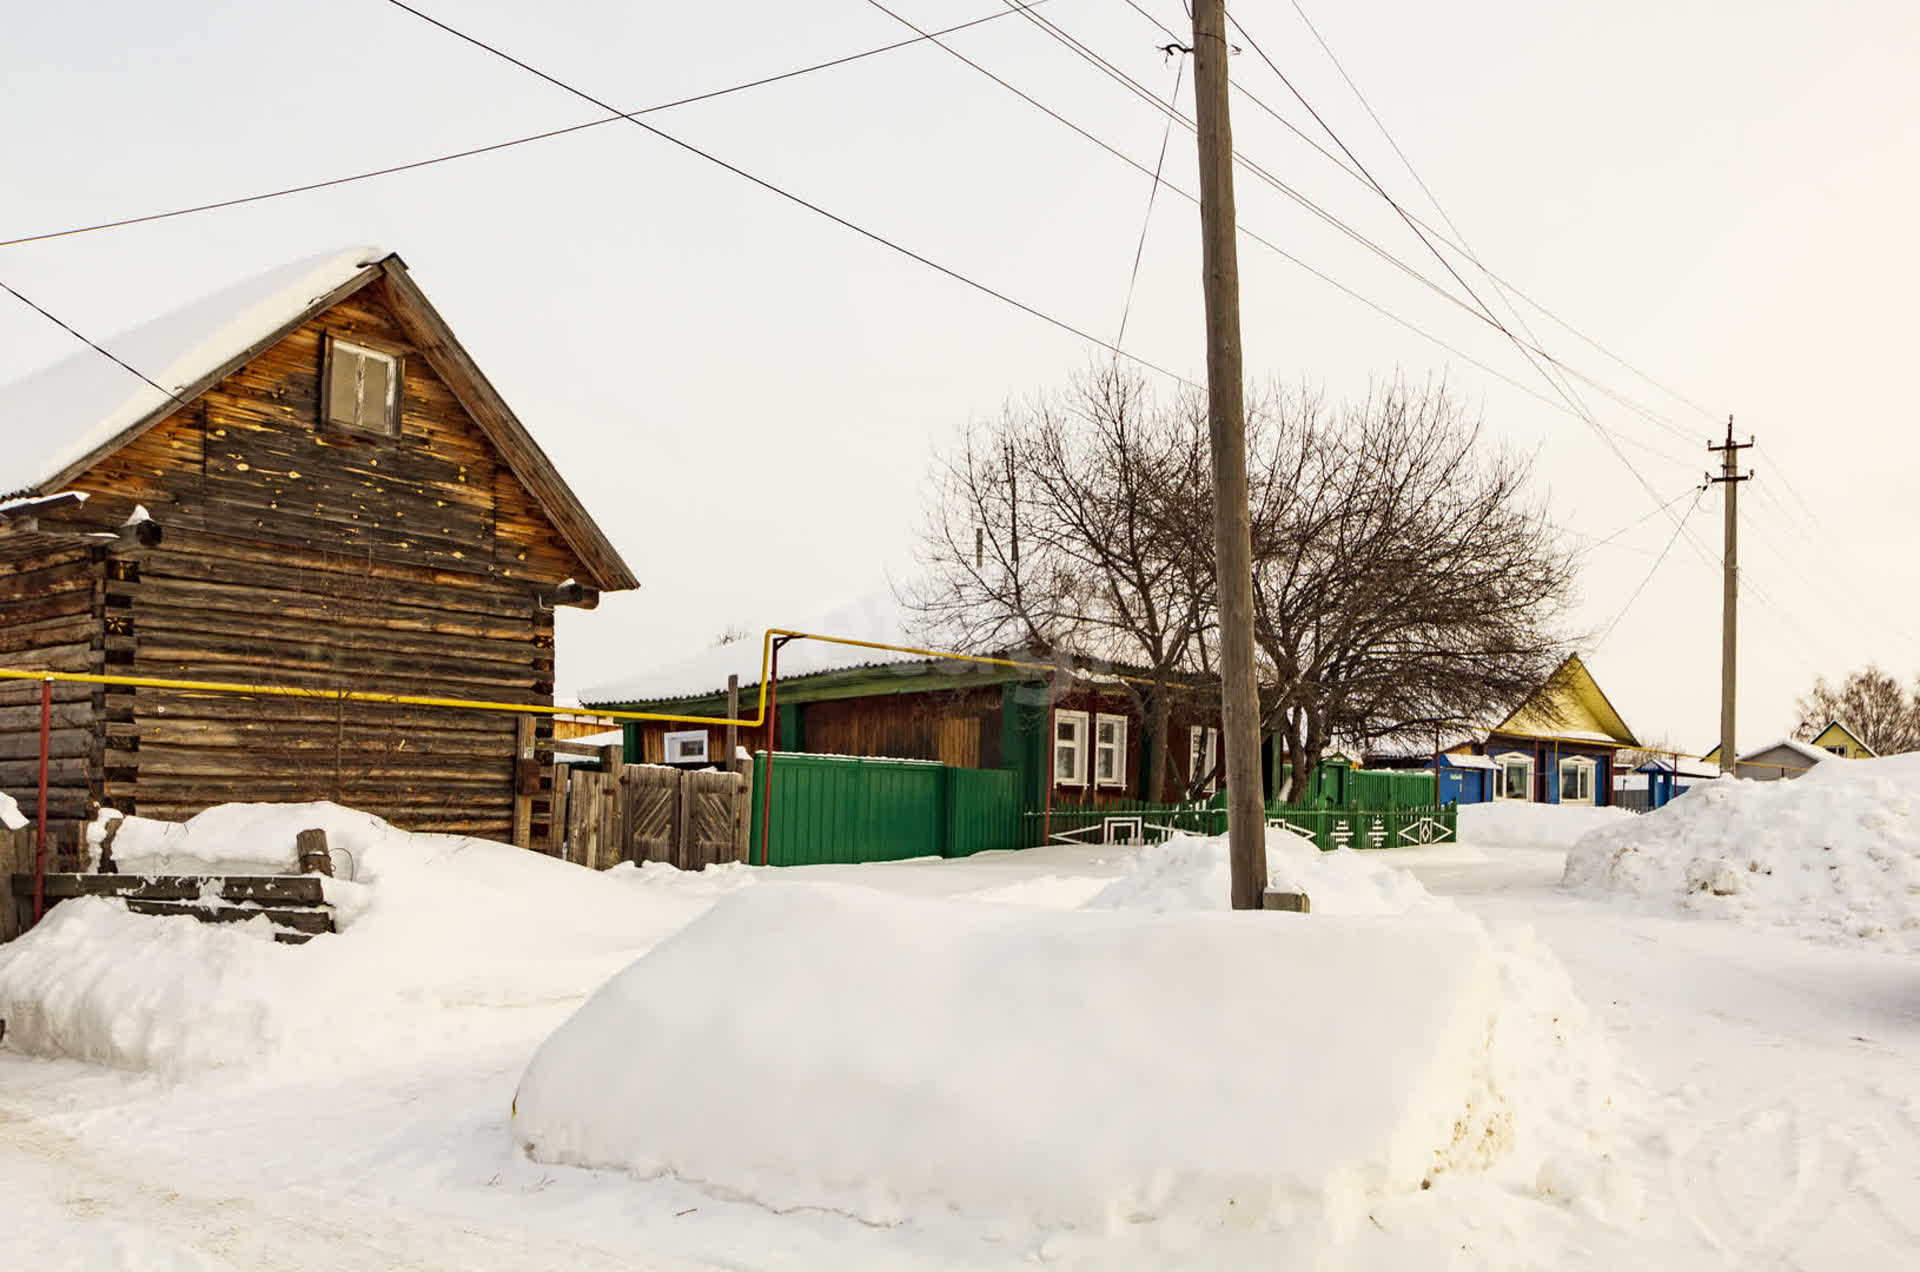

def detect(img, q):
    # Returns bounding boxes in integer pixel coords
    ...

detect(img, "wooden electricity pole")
[1708,416,1752,774]
[1190,0,1268,909]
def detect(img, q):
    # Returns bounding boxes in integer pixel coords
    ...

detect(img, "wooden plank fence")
[555,761,750,871]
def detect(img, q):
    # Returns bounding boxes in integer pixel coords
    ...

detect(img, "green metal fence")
[1029,799,1456,852]
[748,752,1024,866]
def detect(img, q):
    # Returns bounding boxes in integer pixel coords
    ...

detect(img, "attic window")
[322,335,400,436]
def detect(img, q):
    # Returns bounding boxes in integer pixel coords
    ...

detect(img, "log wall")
[18,278,586,843]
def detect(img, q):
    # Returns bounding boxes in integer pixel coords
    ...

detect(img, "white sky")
[2,0,1916,755]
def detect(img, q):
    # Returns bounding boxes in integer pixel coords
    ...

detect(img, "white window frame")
[1053,710,1089,787]
[1495,754,1533,802]
[663,730,709,764]
[322,334,402,436]
[1189,724,1219,795]
[1093,713,1128,789]
[1558,756,1595,804]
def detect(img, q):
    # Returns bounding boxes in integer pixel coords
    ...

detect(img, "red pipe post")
[33,675,50,923]
[759,639,783,868]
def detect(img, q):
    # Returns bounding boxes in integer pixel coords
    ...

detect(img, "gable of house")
[1810,720,1875,759]
[0,248,635,593]
[1489,653,1638,747]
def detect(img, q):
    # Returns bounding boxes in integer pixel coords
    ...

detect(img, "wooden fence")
[551,759,750,871]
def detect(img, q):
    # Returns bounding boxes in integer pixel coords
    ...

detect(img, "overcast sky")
[3,1,1916,754]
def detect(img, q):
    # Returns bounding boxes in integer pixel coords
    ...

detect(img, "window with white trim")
[1093,713,1127,788]
[1496,754,1533,802]
[1188,725,1219,795]
[663,730,709,764]
[1825,745,1847,757]
[322,335,401,436]
[1558,756,1595,803]
[1053,710,1088,786]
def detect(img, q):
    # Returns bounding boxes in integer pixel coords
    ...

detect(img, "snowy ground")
[2,803,1915,1269]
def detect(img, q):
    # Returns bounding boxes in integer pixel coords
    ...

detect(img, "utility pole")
[1189,0,1267,909]
[1708,416,1752,774]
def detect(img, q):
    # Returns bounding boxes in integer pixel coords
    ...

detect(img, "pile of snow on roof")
[1562,755,1920,949]
[0,247,383,499]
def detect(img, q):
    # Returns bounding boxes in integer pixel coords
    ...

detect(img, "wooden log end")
[295,827,333,877]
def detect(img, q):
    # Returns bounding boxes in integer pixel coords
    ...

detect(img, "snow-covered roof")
[1741,737,1833,767]
[1441,754,1498,771]
[0,247,384,499]
[583,593,931,706]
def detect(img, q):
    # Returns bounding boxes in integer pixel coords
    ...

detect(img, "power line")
[1119,0,1714,439]
[1000,0,1701,490]
[1594,486,1706,649]
[375,0,1196,388]
[1569,484,1703,562]
[1115,56,1184,351]
[0,278,191,408]
[0,4,1051,251]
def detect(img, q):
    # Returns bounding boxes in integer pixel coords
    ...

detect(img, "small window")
[1558,757,1594,803]
[1189,725,1219,795]
[663,730,709,764]
[1825,745,1847,757]
[322,335,401,436]
[1094,713,1128,788]
[1496,755,1532,802]
[1054,711,1088,786]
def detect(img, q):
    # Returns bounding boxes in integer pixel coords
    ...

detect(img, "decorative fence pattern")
[1030,800,1457,853]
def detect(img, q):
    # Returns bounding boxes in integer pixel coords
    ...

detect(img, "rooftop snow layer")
[0,247,385,498]
[581,592,934,705]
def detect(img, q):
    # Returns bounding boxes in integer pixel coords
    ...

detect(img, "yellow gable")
[1492,654,1639,747]
[1810,721,1874,759]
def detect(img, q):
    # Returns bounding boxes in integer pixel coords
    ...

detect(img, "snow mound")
[93,801,389,876]
[1561,757,1920,948]
[1458,802,1635,848]
[1086,831,1628,1214]
[1082,829,1449,916]
[514,882,1507,1232]
[0,803,756,1075]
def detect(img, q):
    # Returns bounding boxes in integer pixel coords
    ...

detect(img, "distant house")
[1402,654,1638,806]
[581,600,1229,813]
[0,248,636,848]
[1808,720,1876,760]
[1701,736,1841,781]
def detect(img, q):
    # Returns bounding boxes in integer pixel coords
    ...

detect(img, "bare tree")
[1247,379,1575,798]
[905,366,1217,799]
[1793,666,1920,755]
[908,370,1573,806]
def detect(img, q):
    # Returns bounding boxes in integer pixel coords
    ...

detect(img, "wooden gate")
[556,763,750,871]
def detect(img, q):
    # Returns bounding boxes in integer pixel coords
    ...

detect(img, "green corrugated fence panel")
[749,753,1026,866]
[944,767,1023,858]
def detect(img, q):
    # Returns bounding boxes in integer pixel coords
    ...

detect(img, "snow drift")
[514,882,1505,1231]
[0,803,755,1074]
[1562,756,1920,948]
[516,832,1622,1233]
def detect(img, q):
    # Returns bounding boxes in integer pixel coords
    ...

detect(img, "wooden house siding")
[0,266,628,846]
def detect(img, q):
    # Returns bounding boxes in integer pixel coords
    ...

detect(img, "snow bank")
[92,801,384,876]
[0,804,756,1075]
[1084,831,1628,1215]
[1458,801,1635,848]
[1562,757,1920,948]
[514,882,1505,1231]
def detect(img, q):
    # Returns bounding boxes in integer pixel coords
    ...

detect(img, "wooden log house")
[0,248,636,850]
